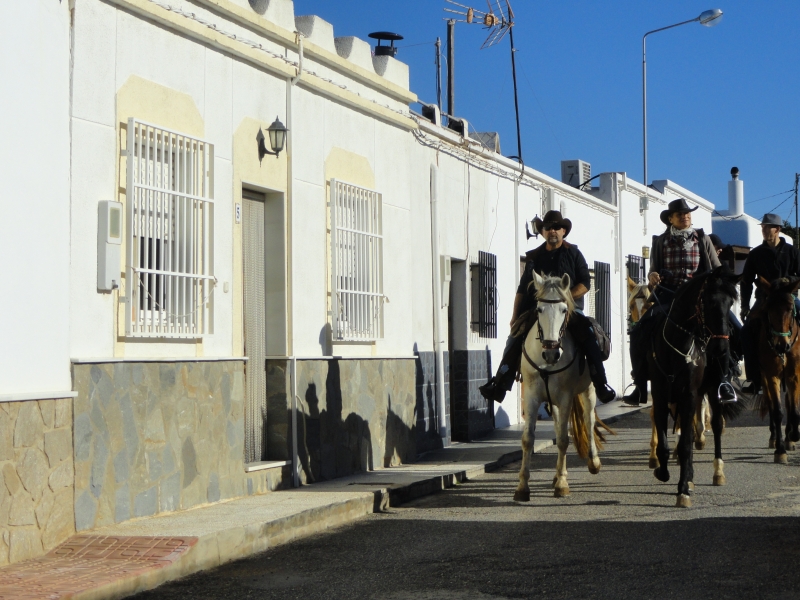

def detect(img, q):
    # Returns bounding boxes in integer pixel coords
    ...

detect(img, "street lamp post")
[642,9,722,222]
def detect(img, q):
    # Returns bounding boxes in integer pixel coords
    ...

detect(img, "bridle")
[534,297,569,350]
[522,296,575,408]
[764,296,798,360]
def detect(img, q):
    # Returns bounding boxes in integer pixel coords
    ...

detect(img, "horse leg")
[710,398,726,486]
[648,406,659,469]
[766,379,788,463]
[784,383,800,449]
[675,399,695,507]
[581,390,601,474]
[653,398,671,483]
[552,403,570,497]
[514,394,539,502]
[695,396,707,451]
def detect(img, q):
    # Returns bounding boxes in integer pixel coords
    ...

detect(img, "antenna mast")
[444,0,523,161]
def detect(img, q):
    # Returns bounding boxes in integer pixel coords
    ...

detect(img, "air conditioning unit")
[561,160,591,190]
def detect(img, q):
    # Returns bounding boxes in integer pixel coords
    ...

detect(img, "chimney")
[728,166,744,216]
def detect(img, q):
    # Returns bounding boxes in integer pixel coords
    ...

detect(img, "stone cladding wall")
[266,359,417,483]
[72,361,291,532]
[0,399,75,566]
[450,350,494,442]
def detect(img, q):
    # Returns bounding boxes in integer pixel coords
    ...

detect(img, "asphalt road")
[135,408,800,600]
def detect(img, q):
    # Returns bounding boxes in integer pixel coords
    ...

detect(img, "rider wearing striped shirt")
[624,198,737,405]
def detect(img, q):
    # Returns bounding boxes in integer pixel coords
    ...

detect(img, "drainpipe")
[286,34,304,486]
[614,173,628,393]
[430,164,449,446]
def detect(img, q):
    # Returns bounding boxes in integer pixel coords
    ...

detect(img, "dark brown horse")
[648,267,741,507]
[754,276,800,462]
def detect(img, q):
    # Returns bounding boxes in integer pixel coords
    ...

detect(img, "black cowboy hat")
[660,198,698,225]
[533,210,572,237]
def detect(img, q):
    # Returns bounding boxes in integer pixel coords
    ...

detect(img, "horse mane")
[670,267,739,316]
[535,275,575,314]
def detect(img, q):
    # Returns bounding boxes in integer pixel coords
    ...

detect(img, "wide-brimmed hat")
[660,198,698,225]
[533,210,572,237]
[760,213,782,227]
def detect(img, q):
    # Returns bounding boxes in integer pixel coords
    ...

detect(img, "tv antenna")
[444,0,523,163]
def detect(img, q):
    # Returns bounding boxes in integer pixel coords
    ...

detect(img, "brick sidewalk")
[0,536,196,600]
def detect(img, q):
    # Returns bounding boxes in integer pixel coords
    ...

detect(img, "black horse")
[647,267,741,507]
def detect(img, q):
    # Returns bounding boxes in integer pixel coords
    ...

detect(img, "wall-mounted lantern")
[257,117,288,161]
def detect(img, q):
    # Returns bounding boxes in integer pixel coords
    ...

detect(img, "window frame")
[125,118,215,338]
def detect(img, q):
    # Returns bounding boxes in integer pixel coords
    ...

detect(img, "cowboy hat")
[660,198,698,225]
[533,210,572,237]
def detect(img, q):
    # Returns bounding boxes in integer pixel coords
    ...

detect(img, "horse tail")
[570,398,616,458]
[753,392,770,420]
[570,396,591,459]
[594,411,616,447]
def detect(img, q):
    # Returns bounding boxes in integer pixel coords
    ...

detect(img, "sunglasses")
[543,224,563,231]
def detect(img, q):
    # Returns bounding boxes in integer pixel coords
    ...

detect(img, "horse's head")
[757,275,800,356]
[697,266,741,375]
[627,276,652,324]
[532,271,574,365]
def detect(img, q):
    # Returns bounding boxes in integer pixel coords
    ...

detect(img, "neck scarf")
[670,225,697,251]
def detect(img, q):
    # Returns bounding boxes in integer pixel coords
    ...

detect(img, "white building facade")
[0,0,719,566]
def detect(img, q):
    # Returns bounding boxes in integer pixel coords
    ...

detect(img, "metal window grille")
[330,179,384,341]
[470,251,497,339]
[593,261,611,333]
[626,254,646,283]
[126,119,215,338]
[585,269,596,320]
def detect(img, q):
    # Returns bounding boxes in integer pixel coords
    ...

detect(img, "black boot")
[581,329,616,404]
[479,335,523,403]
[622,385,646,407]
[718,376,737,404]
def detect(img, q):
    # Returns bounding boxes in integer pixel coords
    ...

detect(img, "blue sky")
[293,1,799,220]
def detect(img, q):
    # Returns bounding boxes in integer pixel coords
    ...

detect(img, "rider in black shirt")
[479,211,616,404]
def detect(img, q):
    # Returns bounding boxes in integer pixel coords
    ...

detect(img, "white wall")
[0,1,72,397]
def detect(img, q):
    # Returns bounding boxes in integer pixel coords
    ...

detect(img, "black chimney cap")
[368,31,403,57]
[731,166,740,179]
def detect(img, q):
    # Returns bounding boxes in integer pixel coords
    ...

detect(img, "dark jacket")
[741,237,800,307]
[518,240,591,311]
[648,227,720,285]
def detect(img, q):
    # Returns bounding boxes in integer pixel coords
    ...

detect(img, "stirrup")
[718,382,737,404]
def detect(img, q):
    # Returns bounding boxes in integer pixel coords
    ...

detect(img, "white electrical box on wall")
[98,200,122,291]
[440,255,451,308]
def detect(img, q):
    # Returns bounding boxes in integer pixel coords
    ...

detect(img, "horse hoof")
[554,486,570,498]
[513,489,530,502]
[688,481,695,491]
[769,439,776,449]
[588,462,601,475]
[787,441,797,451]
[713,474,727,486]
[675,494,692,508]
[775,453,789,465]
[552,476,557,488]
[695,440,705,451]
[654,467,670,483]
[649,457,659,469]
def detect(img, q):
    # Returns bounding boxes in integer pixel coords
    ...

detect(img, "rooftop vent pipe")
[368,32,403,57]
[728,166,744,216]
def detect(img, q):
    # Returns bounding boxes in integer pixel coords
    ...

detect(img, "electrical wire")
[745,188,795,205]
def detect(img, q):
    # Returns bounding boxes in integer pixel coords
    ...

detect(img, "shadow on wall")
[414,343,446,455]
[294,360,417,483]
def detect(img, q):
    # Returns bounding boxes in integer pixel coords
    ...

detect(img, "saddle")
[512,309,611,362]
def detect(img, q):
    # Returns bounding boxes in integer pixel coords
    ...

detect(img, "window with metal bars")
[126,119,215,338]
[626,254,646,283]
[470,251,497,339]
[330,179,384,341]
[593,261,611,334]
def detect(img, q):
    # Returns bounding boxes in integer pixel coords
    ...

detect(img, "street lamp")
[641,9,722,213]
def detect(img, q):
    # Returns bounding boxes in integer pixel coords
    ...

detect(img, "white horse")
[514,272,609,501]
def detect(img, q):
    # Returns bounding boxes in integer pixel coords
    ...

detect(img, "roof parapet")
[334,36,377,72]
[295,15,336,53]
[243,0,295,32]
[372,55,409,90]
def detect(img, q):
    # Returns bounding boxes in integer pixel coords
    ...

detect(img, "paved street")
[134,409,800,599]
